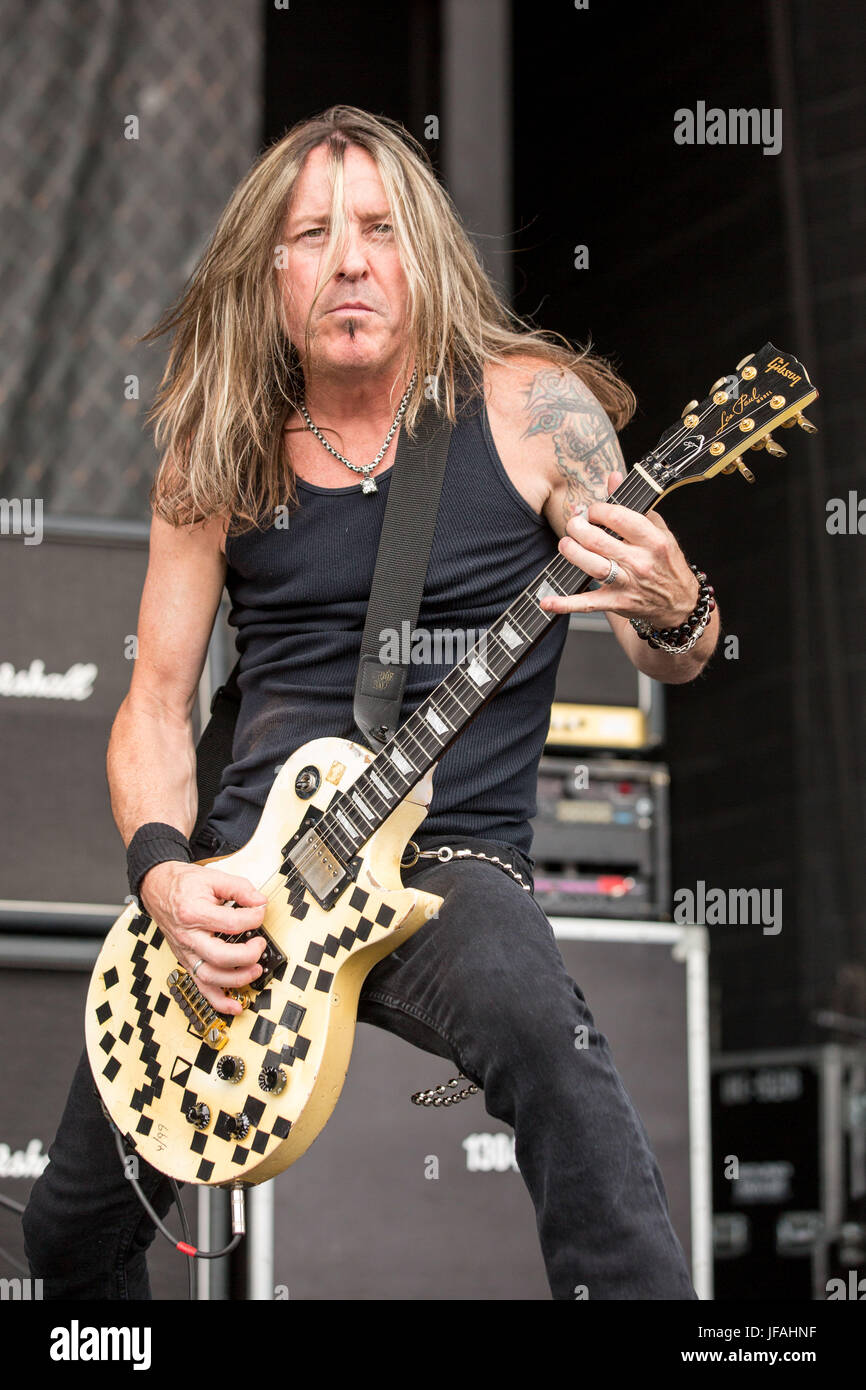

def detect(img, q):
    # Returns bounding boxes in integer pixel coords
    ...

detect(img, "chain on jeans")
[401,841,532,1108]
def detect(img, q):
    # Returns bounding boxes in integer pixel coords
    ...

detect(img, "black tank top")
[207,390,569,856]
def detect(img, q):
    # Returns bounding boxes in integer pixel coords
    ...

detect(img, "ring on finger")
[191,957,205,978]
[601,558,620,586]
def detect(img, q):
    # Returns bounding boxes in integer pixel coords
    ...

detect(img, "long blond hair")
[143,104,635,532]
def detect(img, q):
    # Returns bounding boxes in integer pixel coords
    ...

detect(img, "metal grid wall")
[0,0,262,519]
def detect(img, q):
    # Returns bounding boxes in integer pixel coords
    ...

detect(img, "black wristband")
[127,822,193,904]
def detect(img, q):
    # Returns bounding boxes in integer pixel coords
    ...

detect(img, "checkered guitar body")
[85,736,443,1186]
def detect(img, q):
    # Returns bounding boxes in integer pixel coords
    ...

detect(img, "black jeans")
[23,828,696,1300]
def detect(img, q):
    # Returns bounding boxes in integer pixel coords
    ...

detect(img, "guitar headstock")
[636,343,818,499]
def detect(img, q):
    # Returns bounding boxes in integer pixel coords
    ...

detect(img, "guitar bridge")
[167,969,229,1049]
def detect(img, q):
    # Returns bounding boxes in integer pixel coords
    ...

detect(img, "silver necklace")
[298,368,418,494]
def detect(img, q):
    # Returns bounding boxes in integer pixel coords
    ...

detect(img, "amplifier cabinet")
[259,920,710,1299]
[0,519,226,922]
[548,612,664,752]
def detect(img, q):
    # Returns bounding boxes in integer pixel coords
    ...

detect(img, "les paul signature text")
[716,385,771,435]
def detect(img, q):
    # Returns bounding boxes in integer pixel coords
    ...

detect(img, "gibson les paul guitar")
[86,342,818,1186]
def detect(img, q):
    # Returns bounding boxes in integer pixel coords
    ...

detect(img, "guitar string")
[260,391,768,886]
[216,391,781,937]
[237,393,787,913]
[203,387,791,968]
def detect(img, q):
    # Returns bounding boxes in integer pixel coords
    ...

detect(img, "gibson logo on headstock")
[715,385,771,435]
[766,356,802,385]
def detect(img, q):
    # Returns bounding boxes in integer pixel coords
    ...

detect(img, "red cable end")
[176,1241,198,1257]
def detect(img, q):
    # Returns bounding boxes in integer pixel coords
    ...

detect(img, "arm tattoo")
[522,368,625,528]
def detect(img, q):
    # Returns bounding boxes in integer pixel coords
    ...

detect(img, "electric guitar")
[85,343,818,1186]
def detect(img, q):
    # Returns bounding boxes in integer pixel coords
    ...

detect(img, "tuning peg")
[710,378,727,393]
[762,433,787,458]
[681,399,699,419]
[724,457,756,481]
[780,411,819,433]
[736,353,755,371]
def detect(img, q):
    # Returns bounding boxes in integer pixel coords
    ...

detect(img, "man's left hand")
[539,470,699,628]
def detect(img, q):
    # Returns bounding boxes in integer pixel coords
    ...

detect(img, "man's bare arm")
[523,365,624,523]
[107,511,267,1015]
[106,513,227,843]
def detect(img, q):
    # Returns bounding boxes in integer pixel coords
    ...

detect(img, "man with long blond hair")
[25,106,717,1300]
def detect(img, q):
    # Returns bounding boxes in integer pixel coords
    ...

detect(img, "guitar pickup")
[280,820,361,910]
[284,827,346,903]
[218,926,286,991]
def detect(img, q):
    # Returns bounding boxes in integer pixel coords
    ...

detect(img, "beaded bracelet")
[629,563,716,654]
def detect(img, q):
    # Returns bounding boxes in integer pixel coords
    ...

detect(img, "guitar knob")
[226,987,252,1010]
[258,1066,287,1095]
[186,1102,211,1130]
[229,1113,251,1141]
[736,353,755,371]
[216,1054,246,1083]
[681,399,698,419]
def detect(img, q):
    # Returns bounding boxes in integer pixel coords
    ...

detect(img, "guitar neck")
[318,468,662,862]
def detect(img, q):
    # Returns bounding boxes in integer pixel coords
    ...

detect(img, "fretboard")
[315,469,661,863]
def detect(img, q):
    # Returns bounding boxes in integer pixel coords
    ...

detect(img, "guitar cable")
[109,1120,245,1287]
[0,1150,241,1300]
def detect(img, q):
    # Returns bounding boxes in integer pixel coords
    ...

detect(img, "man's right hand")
[139,861,269,1015]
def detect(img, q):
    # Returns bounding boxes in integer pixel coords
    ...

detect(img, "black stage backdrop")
[509,0,865,1050]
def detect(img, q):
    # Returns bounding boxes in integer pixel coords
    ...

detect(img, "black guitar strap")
[191,400,453,845]
[353,399,452,751]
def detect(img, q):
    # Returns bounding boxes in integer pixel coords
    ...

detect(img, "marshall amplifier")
[547,612,665,751]
[531,756,670,919]
[0,518,221,927]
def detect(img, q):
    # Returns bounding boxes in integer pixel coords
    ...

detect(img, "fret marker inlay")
[369,770,391,798]
[424,707,449,735]
[467,658,490,686]
[390,748,413,776]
